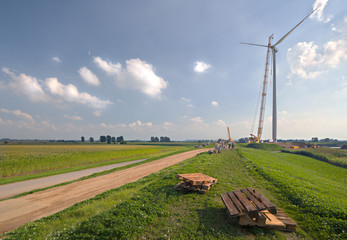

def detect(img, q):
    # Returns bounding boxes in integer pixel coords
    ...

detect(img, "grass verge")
[281,148,347,168]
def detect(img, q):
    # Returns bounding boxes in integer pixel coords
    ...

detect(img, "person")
[232,142,235,149]
[228,141,232,148]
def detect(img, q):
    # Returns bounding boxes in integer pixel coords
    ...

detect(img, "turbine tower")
[242,8,318,142]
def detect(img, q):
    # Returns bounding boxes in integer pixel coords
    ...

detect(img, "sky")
[0,0,346,141]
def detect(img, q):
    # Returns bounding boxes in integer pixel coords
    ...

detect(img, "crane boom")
[257,34,273,140]
[249,34,272,143]
[227,127,234,143]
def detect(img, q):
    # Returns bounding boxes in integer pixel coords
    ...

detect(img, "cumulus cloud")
[94,57,168,98]
[1,108,34,122]
[211,101,218,107]
[311,0,330,23]
[12,110,34,121]
[129,120,153,128]
[52,57,61,63]
[2,67,48,102]
[64,115,83,121]
[78,67,100,86]
[214,119,226,127]
[45,77,112,108]
[287,38,347,79]
[190,117,204,124]
[194,61,211,73]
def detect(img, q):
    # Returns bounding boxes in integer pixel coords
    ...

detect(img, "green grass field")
[0,143,194,185]
[5,147,346,239]
[281,147,347,168]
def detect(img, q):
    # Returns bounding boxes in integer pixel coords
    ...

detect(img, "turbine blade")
[241,42,268,47]
[274,7,319,47]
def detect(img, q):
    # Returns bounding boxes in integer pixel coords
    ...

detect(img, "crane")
[227,127,234,143]
[249,34,273,143]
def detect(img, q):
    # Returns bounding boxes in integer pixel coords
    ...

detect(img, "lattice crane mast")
[249,34,273,143]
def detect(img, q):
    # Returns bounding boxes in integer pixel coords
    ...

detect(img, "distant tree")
[100,136,106,142]
[120,140,127,144]
[116,136,124,142]
[89,137,94,143]
[150,137,155,142]
[159,136,170,142]
[154,137,159,142]
[81,136,85,142]
[106,135,112,144]
[311,137,318,142]
[111,137,116,143]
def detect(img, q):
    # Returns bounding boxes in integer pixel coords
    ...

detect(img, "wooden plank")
[248,187,277,214]
[220,193,240,217]
[241,188,267,211]
[262,210,286,230]
[274,210,296,231]
[227,192,246,213]
[233,190,258,218]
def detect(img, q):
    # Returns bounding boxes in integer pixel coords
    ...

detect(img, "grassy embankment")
[0,143,197,185]
[281,147,347,168]
[5,144,346,239]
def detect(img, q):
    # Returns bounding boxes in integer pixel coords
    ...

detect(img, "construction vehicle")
[249,34,273,143]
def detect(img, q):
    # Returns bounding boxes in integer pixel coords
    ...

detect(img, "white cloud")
[1,108,34,122]
[214,119,226,127]
[180,97,194,107]
[64,115,83,121]
[180,97,191,103]
[311,0,330,23]
[190,117,204,124]
[129,120,153,128]
[287,38,347,79]
[93,111,102,117]
[78,67,100,86]
[12,110,34,121]
[52,57,61,63]
[2,67,48,102]
[194,61,211,73]
[0,108,10,113]
[94,57,168,98]
[211,101,218,107]
[45,77,112,108]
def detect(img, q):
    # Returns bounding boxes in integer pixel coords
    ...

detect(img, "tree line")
[150,136,171,142]
[81,136,126,144]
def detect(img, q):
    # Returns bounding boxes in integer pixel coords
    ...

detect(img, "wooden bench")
[221,187,296,231]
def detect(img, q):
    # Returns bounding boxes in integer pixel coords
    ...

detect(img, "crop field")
[281,147,347,168]
[0,143,191,184]
[5,146,346,239]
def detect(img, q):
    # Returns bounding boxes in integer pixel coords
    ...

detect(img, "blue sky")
[1,0,346,141]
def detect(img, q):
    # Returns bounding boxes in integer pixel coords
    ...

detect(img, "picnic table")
[221,187,296,231]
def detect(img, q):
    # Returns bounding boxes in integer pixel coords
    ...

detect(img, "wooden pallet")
[220,187,296,231]
[174,173,217,194]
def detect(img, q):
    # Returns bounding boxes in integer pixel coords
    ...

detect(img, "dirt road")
[0,148,210,234]
[0,158,147,200]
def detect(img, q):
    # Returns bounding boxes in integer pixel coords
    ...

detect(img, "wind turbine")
[242,8,318,142]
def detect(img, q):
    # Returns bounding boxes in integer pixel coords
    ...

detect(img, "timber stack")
[221,187,296,231]
[174,173,217,194]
